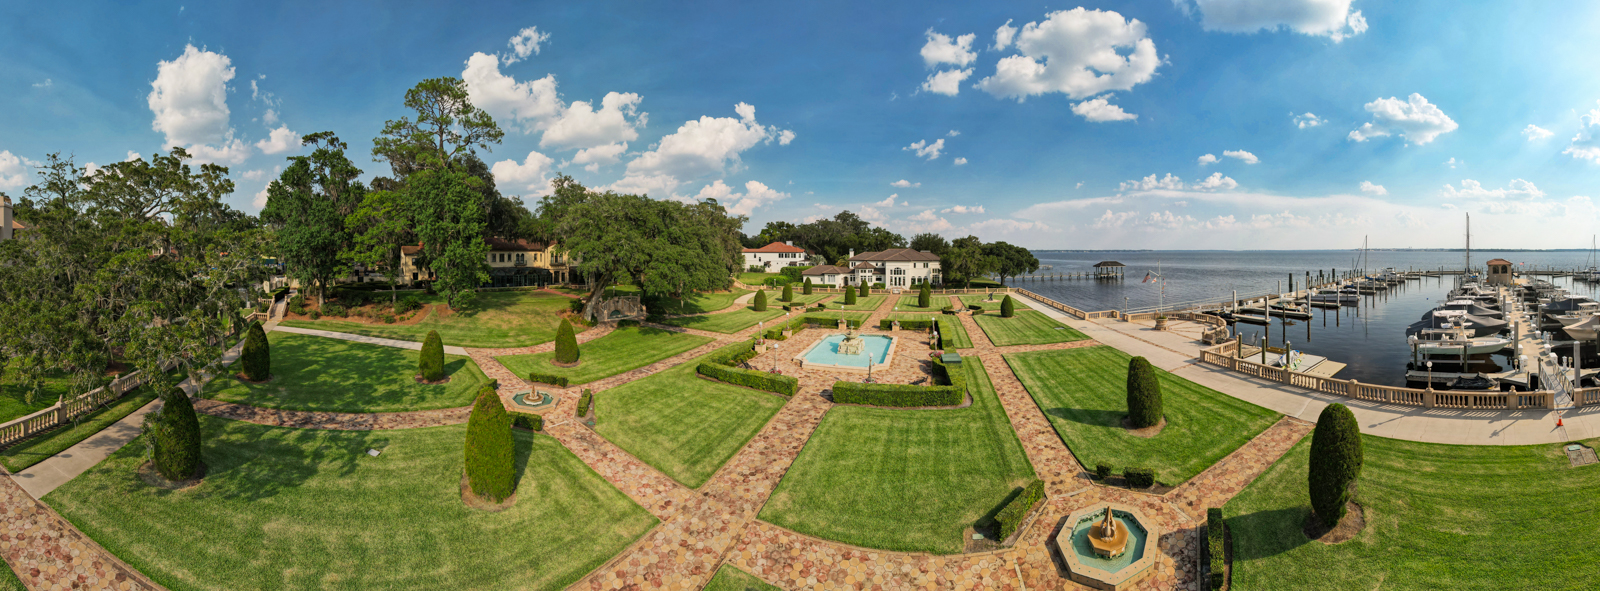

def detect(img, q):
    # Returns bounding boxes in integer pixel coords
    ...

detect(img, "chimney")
[785,240,793,246]
[848,249,855,260]
[0,194,11,241]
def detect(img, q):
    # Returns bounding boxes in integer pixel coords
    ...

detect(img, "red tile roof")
[402,237,551,256]
[742,241,807,254]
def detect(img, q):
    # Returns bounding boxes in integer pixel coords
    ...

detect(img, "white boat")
[1308,288,1359,304]
[1565,315,1600,341]
[1412,325,1511,356]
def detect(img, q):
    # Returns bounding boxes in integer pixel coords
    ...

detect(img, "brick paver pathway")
[0,476,161,591]
[191,400,471,430]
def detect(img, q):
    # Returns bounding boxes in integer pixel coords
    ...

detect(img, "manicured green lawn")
[1007,346,1279,486]
[656,306,785,334]
[775,293,830,307]
[833,294,885,311]
[703,565,780,591]
[887,313,973,349]
[650,289,751,315]
[1,368,185,473]
[959,294,1029,311]
[893,295,942,311]
[496,326,713,385]
[973,310,1088,346]
[795,310,871,324]
[280,290,581,348]
[761,358,1036,553]
[1226,435,1600,590]
[0,362,75,423]
[737,272,779,285]
[203,333,489,413]
[594,344,787,487]
[46,418,655,591]
[0,561,19,591]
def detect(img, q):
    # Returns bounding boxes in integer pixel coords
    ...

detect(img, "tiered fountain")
[1055,502,1160,591]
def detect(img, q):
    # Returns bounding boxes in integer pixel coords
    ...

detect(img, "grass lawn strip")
[656,306,785,334]
[1226,434,1600,590]
[0,369,186,473]
[893,295,941,311]
[833,294,886,312]
[594,344,787,487]
[1007,346,1279,486]
[702,565,781,591]
[495,326,713,385]
[279,290,579,348]
[45,418,656,591]
[760,358,1036,553]
[887,313,973,350]
[959,294,1030,311]
[775,293,831,307]
[737,272,779,285]
[0,362,74,424]
[203,333,489,413]
[973,310,1088,346]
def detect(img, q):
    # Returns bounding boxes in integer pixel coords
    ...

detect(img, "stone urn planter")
[1154,316,1168,331]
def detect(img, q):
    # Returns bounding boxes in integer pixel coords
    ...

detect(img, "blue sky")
[3,0,1599,249]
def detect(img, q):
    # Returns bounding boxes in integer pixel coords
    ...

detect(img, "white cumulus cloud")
[0,151,32,191]
[491,150,556,193]
[992,20,1018,50]
[695,180,789,216]
[942,205,986,214]
[568,142,628,172]
[255,125,301,155]
[1223,149,1259,164]
[1071,95,1138,122]
[977,8,1160,101]
[1294,112,1324,128]
[954,157,968,166]
[625,102,785,179]
[890,179,919,188]
[1564,101,1600,163]
[1348,93,1458,145]
[920,30,977,67]
[1194,172,1239,191]
[462,53,563,127]
[540,91,645,151]
[921,68,973,96]
[1197,153,1219,165]
[875,194,899,207]
[1441,179,1544,200]
[186,137,251,165]
[148,44,235,148]
[1522,124,1554,141]
[1186,0,1368,42]
[1359,181,1387,195]
[1120,173,1185,192]
[501,26,551,65]
[904,138,944,160]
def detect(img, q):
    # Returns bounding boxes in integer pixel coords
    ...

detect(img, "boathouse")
[1486,258,1514,286]
[1093,261,1126,280]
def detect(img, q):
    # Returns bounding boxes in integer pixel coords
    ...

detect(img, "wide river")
[1017,250,1600,386]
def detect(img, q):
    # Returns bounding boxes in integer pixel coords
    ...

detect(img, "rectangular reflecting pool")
[798,333,896,370]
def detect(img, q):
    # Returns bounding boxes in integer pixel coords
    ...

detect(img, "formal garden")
[496,325,713,386]
[202,332,491,413]
[279,290,583,348]
[973,309,1088,346]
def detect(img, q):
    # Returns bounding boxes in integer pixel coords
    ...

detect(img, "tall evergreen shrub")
[1126,356,1163,428]
[1309,403,1363,527]
[782,283,793,302]
[844,286,857,305]
[419,330,445,381]
[753,290,768,311]
[554,318,579,364]
[149,387,202,480]
[464,387,515,502]
[803,279,813,295]
[858,282,868,297]
[1001,295,1016,318]
[240,321,270,381]
[918,281,931,308]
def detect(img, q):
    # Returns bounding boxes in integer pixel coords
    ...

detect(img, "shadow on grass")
[212,337,478,411]
[1046,407,1127,428]
[191,423,383,503]
[1227,507,1311,561]
[973,484,1026,539]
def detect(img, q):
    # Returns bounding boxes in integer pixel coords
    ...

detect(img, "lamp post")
[866,353,875,383]
[1427,360,1434,387]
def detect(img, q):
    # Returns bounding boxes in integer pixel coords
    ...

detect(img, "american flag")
[1142,271,1154,283]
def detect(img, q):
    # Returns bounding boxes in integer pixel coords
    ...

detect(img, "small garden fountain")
[1055,502,1160,591]
[837,329,866,356]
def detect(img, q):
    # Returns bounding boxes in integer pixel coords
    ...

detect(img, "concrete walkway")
[271,325,470,355]
[1014,292,1599,446]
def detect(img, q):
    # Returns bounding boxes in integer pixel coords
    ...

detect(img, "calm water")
[802,333,894,367]
[1017,251,1600,385]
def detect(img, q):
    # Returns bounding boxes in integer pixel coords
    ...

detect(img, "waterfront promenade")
[1015,293,1599,446]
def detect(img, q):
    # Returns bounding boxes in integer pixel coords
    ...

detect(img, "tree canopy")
[984,241,1040,284]
[261,132,366,305]
[749,211,905,264]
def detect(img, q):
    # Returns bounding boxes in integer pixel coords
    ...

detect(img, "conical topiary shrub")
[1309,403,1363,527]
[240,321,270,381]
[149,387,202,481]
[753,290,768,311]
[844,285,858,305]
[464,386,515,503]
[918,281,931,308]
[803,278,813,295]
[554,318,579,365]
[1001,295,1016,318]
[859,282,868,297]
[419,330,445,381]
[1126,356,1162,429]
[782,283,793,302]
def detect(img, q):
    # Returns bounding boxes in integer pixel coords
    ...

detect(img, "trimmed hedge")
[696,341,799,397]
[1310,402,1363,527]
[753,290,768,311]
[878,317,960,349]
[147,387,202,481]
[803,279,813,295]
[858,282,868,297]
[1000,295,1015,318]
[464,387,515,502]
[554,319,578,365]
[576,389,592,418]
[510,412,544,431]
[918,282,931,308]
[1095,463,1113,480]
[419,330,445,381]
[1126,356,1162,429]
[527,372,570,387]
[994,479,1045,540]
[1207,507,1225,590]
[831,358,965,407]
[764,314,861,341]
[1124,466,1156,489]
[781,283,793,302]
[240,321,270,382]
[844,286,857,305]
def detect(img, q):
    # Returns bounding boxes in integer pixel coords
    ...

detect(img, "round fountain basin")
[796,334,896,371]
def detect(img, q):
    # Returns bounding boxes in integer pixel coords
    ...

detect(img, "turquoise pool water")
[1068,510,1149,574]
[801,334,894,367]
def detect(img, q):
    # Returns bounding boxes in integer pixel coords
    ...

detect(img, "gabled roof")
[8,219,25,230]
[485,237,549,252]
[743,241,807,254]
[1486,258,1513,266]
[849,248,940,262]
[1093,261,1126,268]
[802,265,850,275]
[853,262,877,270]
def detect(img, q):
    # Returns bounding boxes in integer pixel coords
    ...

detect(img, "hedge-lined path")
[0,474,163,591]
[271,325,471,354]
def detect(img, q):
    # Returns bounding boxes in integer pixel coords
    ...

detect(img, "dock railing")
[1200,341,1561,410]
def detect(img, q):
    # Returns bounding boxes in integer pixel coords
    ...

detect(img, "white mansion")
[802,248,941,288]
[742,241,812,271]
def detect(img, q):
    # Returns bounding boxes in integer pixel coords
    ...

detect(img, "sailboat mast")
[1465,213,1471,274]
